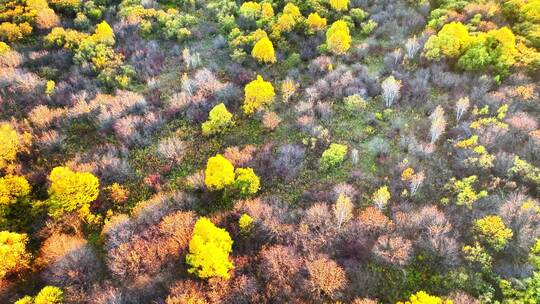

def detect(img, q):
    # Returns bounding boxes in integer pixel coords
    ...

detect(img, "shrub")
[306,256,347,297]
[397,291,452,304]
[262,111,281,130]
[444,176,487,208]
[372,234,412,266]
[251,37,276,64]
[350,8,368,23]
[205,154,235,191]
[157,136,187,163]
[360,20,377,35]
[234,167,260,197]
[47,167,99,218]
[0,22,32,42]
[243,75,275,115]
[40,233,101,292]
[35,8,60,30]
[0,231,30,279]
[326,20,351,55]
[186,217,234,279]
[272,144,305,180]
[474,215,513,252]
[320,143,347,170]
[201,103,234,136]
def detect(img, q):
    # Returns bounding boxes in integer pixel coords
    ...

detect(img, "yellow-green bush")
[201,103,234,136]
[474,215,513,252]
[234,167,260,196]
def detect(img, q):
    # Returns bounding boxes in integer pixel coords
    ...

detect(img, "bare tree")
[381,75,401,107]
[455,97,470,122]
[405,35,421,59]
[333,194,354,231]
[430,105,446,144]
[410,171,425,195]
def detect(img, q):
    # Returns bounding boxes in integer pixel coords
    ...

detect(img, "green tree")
[186,217,234,279]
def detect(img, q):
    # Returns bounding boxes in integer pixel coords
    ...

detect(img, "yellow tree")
[0,175,30,205]
[186,217,234,279]
[204,154,235,190]
[0,231,30,280]
[424,22,469,59]
[243,75,275,115]
[92,21,115,46]
[326,20,351,55]
[397,291,453,304]
[0,124,27,171]
[329,0,349,11]
[47,167,99,218]
[252,37,276,64]
[307,12,327,32]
